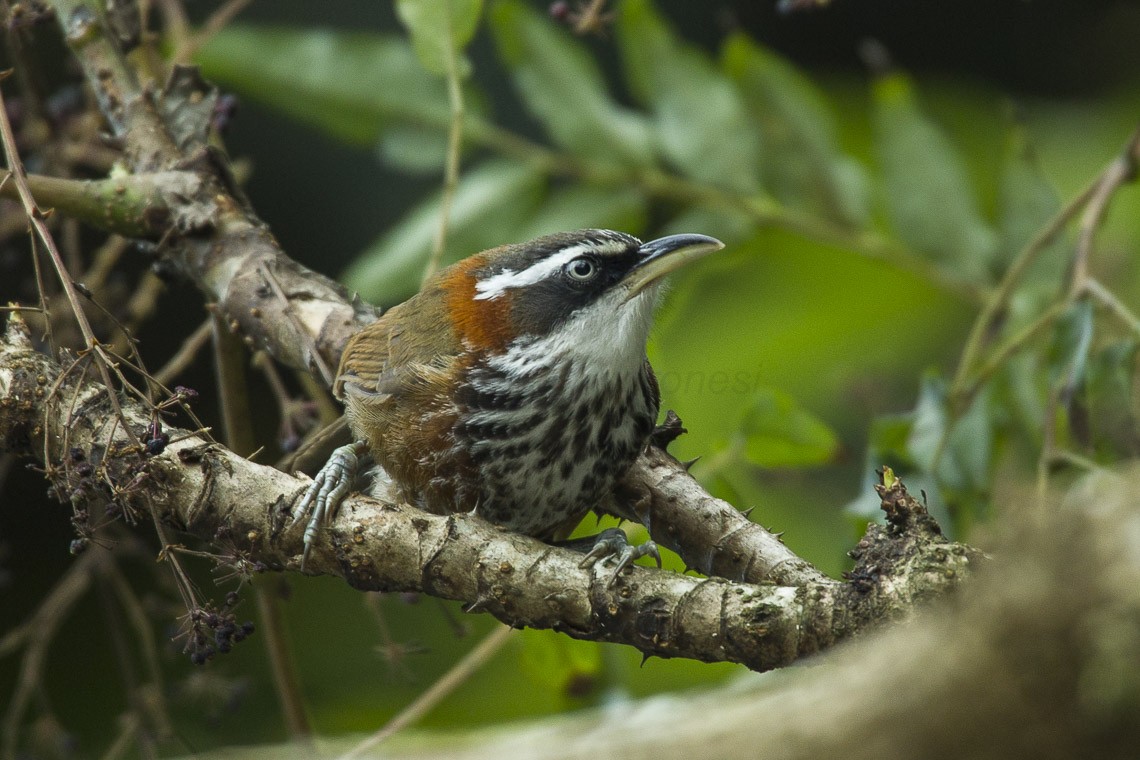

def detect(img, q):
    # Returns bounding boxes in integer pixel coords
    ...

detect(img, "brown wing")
[334,286,471,507]
[334,287,463,402]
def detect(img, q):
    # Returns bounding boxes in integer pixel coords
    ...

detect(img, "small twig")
[1,550,101,760]
[1084,277,1140,336]
[257,262,334,385]
[252,577,313,740]
[0,73,137,446]
[153,0,191,56]
[153,318,212,386]
[337,624,516,760]
[421,1,466,285]
[950,177,1098,402]
[173,0,253,65]
[1070,125,1140,298]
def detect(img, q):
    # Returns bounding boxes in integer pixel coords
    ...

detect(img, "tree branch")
[0,314,977,671]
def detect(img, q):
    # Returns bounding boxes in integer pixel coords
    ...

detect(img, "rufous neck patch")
[440,254,513,353]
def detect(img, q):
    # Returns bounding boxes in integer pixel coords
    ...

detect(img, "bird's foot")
[291,441,367,570]
[568,527,662,588]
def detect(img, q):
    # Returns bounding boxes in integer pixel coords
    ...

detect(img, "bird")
[293,229,724,583]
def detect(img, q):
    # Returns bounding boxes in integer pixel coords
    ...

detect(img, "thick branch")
[0,315,975,671]
[0,171,191,238]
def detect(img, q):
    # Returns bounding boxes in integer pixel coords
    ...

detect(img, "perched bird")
[294,229,724,582]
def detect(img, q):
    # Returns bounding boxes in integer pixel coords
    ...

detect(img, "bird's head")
[434,229,724,360]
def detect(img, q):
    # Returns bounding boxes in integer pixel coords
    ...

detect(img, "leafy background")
[4,0,1140,753]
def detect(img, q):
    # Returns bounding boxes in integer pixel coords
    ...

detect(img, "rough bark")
[0,315,977,671]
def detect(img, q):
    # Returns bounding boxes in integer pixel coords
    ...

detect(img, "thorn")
[681,457,701,471]
[740,506,755,519]
[640,652,654,668]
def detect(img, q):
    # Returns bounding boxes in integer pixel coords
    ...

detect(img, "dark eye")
[565,257,598,282]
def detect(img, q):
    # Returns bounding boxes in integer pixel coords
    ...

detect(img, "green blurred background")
[3,0,1140,755]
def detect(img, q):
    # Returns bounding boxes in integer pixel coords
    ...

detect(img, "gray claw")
[292,441,366,569]
[576,528,661,588]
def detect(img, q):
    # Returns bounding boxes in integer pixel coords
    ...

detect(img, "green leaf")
[722,34,869,225]
[616,0,760,193]
[844,413,919,519]
[375,124,452,173]
[395,0,483,77]
[872,73,997,282]
[344,160,545,303]
[906,373,948,475]
[196,25,454,145]
[907,373,994,493]
[515,185,648,240]
[490,2,653,166]
[735,387,838,468]
[1048,298,1095,397]
[1084,340,1140,457]
[995,128,1068,325]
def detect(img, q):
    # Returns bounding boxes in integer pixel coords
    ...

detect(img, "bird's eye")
[565,257,598,282]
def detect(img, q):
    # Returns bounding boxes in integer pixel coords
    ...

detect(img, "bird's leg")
[561,528,662,588]
[291,440,369,570]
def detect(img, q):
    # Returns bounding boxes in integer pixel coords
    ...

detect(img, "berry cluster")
[179,591,255,665]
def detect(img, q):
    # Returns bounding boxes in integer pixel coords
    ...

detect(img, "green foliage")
[872,73,998,283]
[343,160,545,301]
[616,0,760,193]
[197,26,454,144]
[736,388,839,468]
[490,1,654,165]
[722,33,869,225]
[395,0,483,77]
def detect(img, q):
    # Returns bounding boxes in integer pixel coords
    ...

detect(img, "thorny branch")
[0,313,978,673]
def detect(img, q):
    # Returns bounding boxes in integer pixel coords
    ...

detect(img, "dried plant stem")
[422,3,466,285]
[337,624,516,760]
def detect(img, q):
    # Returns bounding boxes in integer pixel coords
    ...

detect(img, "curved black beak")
[622,233,725,300]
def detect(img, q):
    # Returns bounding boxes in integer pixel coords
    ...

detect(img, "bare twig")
[338,624,516,760]
[153,318,212,386]
[422,1,466,284]
[173,0,253,64]
[1,550,102,760]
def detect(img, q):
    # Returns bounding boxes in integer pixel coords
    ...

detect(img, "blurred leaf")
[196,25,481,145]
[907,373,994,494]
[375,124,451,172]
[517,629,602,699]
[735,387,839,468]
[1083,339,1140,458]
[491,2,654,166]
[996,129,1064,271]
[845,413,916,519]
[395,0,483,77]
[1048,298,1095,399]
[872,73,997,282]
[344,160,544,303]
[996,128,1069,327]
[616,0,760,193]
[999,353,1046,442]
[906,374,948,474]
[516,185,647,239]
[722,34,870,225]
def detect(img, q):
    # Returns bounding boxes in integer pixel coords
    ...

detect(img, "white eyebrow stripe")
[473,241,623,301]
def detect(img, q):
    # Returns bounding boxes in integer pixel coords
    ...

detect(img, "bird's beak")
[622,233,725,301]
